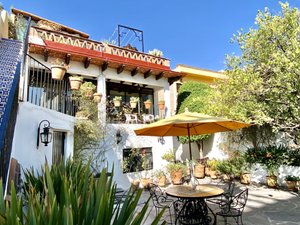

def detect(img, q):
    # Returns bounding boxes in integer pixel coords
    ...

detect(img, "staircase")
[0,38,22,184]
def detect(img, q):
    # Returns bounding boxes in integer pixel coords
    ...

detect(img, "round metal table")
[165,184,224,225]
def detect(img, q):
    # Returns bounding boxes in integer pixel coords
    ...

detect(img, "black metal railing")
[27,55,76,116]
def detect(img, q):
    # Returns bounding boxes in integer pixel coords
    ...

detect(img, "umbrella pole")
[187,124,192,160]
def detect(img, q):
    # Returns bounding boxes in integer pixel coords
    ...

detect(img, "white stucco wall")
[0,9,8,39]
[11,102,75,176]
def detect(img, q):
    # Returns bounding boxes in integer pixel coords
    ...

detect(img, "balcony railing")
[27,55,76,116]
[29,27,170,67]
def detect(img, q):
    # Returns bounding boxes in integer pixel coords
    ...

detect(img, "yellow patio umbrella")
[134,111,251,160]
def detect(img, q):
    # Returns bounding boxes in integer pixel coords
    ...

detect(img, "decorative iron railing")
[30,27,170,67]
[27,55,76,116]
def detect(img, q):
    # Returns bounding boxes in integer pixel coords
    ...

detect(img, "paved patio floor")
[137,179,300,225]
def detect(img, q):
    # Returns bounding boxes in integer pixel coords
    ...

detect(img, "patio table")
[165,184,224,225]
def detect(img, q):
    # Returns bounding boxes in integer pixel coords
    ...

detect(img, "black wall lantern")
[37,120,52,148]
[116,129,122,144]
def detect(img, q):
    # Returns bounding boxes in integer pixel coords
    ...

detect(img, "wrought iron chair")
[143,114,155,124]
[206,179,235,205]
[215,188,248,225]
[148,183,174,224]
[125,113,138,124]
[173,199,216,225]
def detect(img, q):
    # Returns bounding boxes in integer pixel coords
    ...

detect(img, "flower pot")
[144,102,152,109]
[158,102,165,110]
[130,101,137,108]
[267,175,277,188]
[157,175,167,187]
[114,100,121,107]
[69,77,82,90]
[131,180,140,191]
[286,181,297,191]
[93,93,102,103]
[141,178,152,189]
[51,65,66,80]
[240,173,251,185]
[222,174,231,182]
[209,170,218,179]
[194,164,205,178]
[205,167,211,176]
[171,170,183,185]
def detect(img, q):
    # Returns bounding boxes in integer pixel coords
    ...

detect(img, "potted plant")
[144,99,152,109]
[51,58,69,80]
[148,49,163,57]
[69,75,83,90]
[157,100,165,110]
[113,96,122,107]
[153,170,167,187]
[216,160,233,181]
[129,96,139,108]
[80,82,96,98]
[166,163,186,185]
[194,160,205,178]
[162,149,176,163]
[93,93,102,103]
[285,175,299,191]
[207,159,219,179]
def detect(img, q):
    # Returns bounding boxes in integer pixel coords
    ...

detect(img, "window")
[122,147,153,173]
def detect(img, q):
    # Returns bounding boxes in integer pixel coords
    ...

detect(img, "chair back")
[148,183,168,207]
[231,188,248,212]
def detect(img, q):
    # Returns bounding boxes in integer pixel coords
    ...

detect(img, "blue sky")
[3,1,300,71]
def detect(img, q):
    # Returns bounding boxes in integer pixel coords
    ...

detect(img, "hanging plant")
[51,58,69,80]
[69,76,83,90]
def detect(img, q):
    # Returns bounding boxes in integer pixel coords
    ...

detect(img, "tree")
[210,2,300,146]
[176,81,212,158]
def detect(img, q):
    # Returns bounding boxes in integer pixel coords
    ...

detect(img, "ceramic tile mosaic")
[0,38,22,128]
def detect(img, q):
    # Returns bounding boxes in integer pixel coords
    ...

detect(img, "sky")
[3,0,300,71]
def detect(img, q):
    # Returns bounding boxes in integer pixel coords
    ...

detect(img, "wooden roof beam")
[117,64,125,74]
[131,67,139,76]
[84,57,91,68]
[144,69,152,79]
[168,76,181,85]
[65,53,71,65]
[156,72,164,80]
[102,61,109,71]
[43,49,48,62]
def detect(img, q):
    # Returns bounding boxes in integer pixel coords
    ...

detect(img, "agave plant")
[0,160,165,225]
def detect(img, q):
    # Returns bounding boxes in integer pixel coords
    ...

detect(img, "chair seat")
[216,208,242,217]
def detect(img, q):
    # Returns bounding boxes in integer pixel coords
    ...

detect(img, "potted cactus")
[69,75,83,90]
[51,58,69,80]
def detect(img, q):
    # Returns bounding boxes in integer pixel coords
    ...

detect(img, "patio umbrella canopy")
[134,111,251,159]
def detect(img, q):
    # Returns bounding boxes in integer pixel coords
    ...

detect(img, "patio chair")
[143,114,155,124]
[206,180,235,205]
[215,188,248,225]
[148,183,174,224]
[125,114,138,124]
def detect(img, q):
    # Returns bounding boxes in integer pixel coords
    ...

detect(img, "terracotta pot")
[144,102,152,109]
[171,170,183,185]
[113,100,121,107]
[267,176,277,188]
[286,181,297,191]
[157,176,167,187]
[222,174,231,182]
[131,180,140,191]
[130,101,137,108]
[69,77,83,90]
[240,173,251,185]
[93,93,102,103]
[141,178,152,189]
[51,65,66,80]
[209,170,218,179]
[194,164,205,178]
[205,167,211,176]
[158,102,165,110]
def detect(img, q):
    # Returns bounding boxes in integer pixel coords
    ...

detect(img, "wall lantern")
[37,120,52,148]
[158,136,165,145]
[116,129,122,144]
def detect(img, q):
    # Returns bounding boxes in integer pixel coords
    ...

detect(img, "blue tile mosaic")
[0,38,22,128]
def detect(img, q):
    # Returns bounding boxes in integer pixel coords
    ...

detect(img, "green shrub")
[285,175,300,181]
[1,160,164,225]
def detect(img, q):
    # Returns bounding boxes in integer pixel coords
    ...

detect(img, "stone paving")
[137,180,300,225]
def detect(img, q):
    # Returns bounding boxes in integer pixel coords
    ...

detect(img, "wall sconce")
[37,120,52,148]
[158,136,165,145]
[116,129,122,144]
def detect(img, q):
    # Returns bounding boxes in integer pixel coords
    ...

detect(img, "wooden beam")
[102,61,109,71]
[131,67,139,76]
[65,54,71,65]
[144,69,152,79]
[84,57,91,68]
[156,72,164,80]
[43,49,48,62]
[168,76,181,85]
[117,64,125,74]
